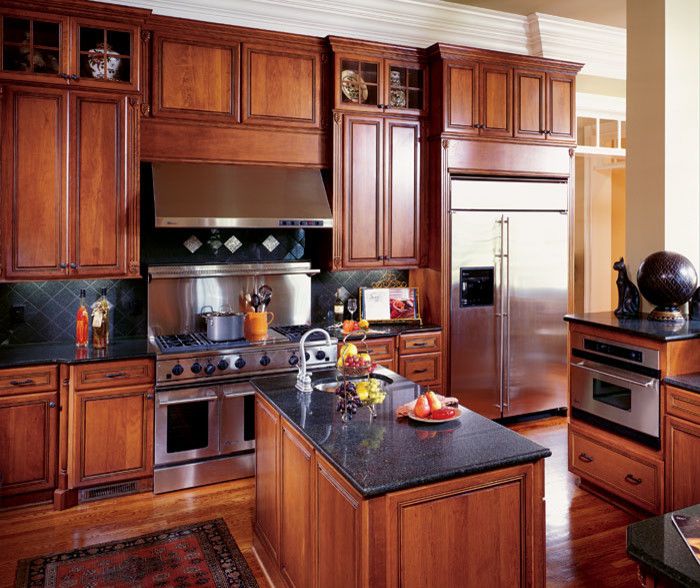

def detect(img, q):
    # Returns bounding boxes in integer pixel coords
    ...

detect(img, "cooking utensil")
[251,293,261,312]
[200,305,245,341]
[259,284,273,310]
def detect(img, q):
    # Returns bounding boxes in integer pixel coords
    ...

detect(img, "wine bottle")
[334,289,344,323]
[75,289,88,348]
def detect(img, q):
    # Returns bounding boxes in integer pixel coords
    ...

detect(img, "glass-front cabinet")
[0,13,67,82]
[0,11,139,90]
[334,51,427,115]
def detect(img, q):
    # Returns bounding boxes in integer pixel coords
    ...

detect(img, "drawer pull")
[625,473,643,486]
[578,452,594,463]
[412,368,428,374]
[10,379,35,386]
[410,342,428,347]
[104,372,128,379]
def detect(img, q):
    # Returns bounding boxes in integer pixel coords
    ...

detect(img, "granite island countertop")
[251,367,550,498]
[664,373,700,394]
[0,338,155,369]
[565,312,700,342]
[628,504,700,587]
[324,322,441,341]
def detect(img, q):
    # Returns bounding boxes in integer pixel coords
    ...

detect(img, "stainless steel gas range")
[148,263,337,494]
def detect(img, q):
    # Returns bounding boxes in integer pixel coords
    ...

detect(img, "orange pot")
[245,311,274,341]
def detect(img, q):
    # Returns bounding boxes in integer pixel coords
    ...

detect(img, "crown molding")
[528,13,626,79]
[101,0,625,80]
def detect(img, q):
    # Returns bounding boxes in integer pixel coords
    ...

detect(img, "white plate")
[407,407,462,424]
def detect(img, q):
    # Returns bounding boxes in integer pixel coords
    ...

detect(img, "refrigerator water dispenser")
[459,267,494,307]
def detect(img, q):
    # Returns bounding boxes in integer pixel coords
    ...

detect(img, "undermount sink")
[313,372,394,393]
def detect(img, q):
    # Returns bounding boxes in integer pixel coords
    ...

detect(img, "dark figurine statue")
[613,257,641,317]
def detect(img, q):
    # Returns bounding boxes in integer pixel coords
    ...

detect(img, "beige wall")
[577,75,626,98]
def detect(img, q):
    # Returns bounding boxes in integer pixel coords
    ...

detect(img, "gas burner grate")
[274,324,328,343]
[155,332,248,352]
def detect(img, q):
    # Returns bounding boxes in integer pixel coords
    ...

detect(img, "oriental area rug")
[15,518,259,588]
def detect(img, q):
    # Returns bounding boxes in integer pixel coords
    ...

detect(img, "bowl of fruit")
[337,336,377,378]
[408,390,461,423]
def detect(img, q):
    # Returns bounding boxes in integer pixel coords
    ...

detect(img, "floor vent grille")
[79,481,138,503]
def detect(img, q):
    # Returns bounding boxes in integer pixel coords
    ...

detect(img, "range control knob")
[172,364,184,376]
[260,355,271,367]
[288,354,299,366]
[315,350,326,360]
[305,352,310,361]
[217,359,229,371]
[234,357,246,369]
[191,362,202,374]
[204,363,216,376]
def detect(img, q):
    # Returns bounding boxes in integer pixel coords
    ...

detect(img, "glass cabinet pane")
[620,121,627,149]
[79,25,131,83]
[2,16,60,75]
[388,64,423,110]
[340,58,379,106]
[599,119,619,148]
[577,117,597,147]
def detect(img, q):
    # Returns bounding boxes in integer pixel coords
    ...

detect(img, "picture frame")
[359,287,421,324]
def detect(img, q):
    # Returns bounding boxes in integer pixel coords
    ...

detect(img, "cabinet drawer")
[569,425,662,513]
[0,365,57,396]
[666,385,700,426]
[340,337,396,362]
[399,331,441,354]
[399,352,441,385]
[73,359,154,391]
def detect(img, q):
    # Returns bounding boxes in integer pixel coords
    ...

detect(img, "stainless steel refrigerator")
[450,178,569,419]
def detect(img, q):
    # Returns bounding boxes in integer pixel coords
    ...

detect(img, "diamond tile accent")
[262,235,280,252]
[183,235,203,253]
[224,235,243,254]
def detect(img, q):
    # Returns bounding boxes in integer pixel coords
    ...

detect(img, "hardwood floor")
[0,416,640,587]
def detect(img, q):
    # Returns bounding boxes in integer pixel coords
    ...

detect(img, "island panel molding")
[106,0,624,78]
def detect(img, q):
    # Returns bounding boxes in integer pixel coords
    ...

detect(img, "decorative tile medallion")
[262,235,280,252]
[183,235,203,253]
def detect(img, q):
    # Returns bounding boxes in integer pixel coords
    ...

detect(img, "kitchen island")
[251,368,550,588]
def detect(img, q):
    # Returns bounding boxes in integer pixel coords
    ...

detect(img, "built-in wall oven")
[570,332,661,448]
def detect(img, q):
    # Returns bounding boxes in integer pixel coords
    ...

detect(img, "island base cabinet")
[253,395,546,588]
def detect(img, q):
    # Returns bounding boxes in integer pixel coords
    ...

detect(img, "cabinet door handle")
[69,74,79,81]
[145,393,154,400]
[625,473,642,486]
[59,262,67,269]
[578,452,593,463]
[104,372,128,379]
[10,379,35,386]
[49,401,56,408]
[57,72,69,80]
[70,262,77,269]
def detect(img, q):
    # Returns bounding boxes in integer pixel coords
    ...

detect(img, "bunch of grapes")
[335,381,363,420]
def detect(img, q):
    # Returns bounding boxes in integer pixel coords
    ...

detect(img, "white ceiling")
[445,0,626,28]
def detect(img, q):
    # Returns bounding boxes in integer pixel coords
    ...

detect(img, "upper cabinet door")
[443,62,479,135]
[69,92,133,277]
[342,115,384,268]
[383,60,427,116]
[72,18,140,91]
[151,33,238,123]
[1,85,68,280]
[0,12,69,84]
[335,53,382,112]
[514,68,546,141]
[479,64,512,138]
[384,118,420,268]
[547,72,576,143]
[242,43,322,129]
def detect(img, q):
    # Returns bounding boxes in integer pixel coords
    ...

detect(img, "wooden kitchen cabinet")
[150,32,238,123]
[398,331,443,389]
[0,85,140,281]
[334,113,421,270]
[279,419,316,588]
[514,68,575,143]
[665,385,700,511]
[68,376,154,488]
[0,383,58,506]
[255,395,280,560]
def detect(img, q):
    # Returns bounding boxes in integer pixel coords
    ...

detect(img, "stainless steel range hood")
[152,162,332,229]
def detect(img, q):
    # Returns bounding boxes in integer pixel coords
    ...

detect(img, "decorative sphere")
[637,251,698,309]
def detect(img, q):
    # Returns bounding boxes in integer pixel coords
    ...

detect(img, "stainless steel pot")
[201,305,245,341]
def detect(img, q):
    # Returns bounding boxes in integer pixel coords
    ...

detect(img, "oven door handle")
[223,390,255,399]
[571,360,656,388]
[158,394,218,406]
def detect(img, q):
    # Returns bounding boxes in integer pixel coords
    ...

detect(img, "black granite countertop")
[0,338,155,369]
[326,322,441,341]
[251,367,550,498]
[628,504,700,587]
[664,373,700,395]
[565,312,700,342]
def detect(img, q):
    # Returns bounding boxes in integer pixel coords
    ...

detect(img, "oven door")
[570,358,659,439]
[220,382,256,455]
[155,386,220,466]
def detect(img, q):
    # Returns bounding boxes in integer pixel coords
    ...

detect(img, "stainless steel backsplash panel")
[147,263,316,336]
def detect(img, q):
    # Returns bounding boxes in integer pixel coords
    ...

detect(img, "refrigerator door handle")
[497,215,506,412]
[503,216,511,409]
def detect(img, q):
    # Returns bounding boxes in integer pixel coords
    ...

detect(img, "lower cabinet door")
[0,391,58,497]
[279,421,315,588]
[70,385,153,488]
[255,396,280,559]
[666,415,700,511]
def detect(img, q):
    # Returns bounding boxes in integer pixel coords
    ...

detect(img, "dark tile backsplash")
[0,163,407,344]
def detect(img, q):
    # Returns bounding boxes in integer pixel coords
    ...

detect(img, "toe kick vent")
[79,481,138,503]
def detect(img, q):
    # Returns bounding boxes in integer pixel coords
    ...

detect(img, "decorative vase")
[636,251,698,322]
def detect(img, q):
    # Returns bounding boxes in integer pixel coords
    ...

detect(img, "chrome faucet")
[295,328,332,392]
